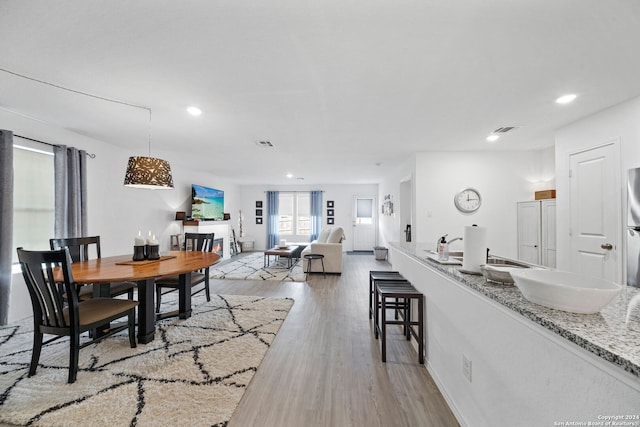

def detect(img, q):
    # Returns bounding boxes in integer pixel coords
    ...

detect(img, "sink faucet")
[448,237,463,245]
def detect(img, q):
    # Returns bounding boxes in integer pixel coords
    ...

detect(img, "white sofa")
[300,227,344,274]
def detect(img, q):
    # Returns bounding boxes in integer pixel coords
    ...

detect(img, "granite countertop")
[389,241,640,379]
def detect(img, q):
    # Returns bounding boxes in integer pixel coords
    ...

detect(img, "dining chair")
[49,236,136,300]
[155,232,214,313]
[16,247,138,383]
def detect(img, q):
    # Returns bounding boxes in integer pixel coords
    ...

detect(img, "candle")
[135,230,145,246]
[148,234,159,245]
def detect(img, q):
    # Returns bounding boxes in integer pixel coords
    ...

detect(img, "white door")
[353,196,376,251]
[517,201,541,264]
[569,142,621,281]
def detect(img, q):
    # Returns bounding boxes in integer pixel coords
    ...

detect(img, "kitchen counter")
[389,241,640,378]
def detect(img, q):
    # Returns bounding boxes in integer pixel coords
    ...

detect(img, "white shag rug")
[0,293,294,427]
[210,252,305,282]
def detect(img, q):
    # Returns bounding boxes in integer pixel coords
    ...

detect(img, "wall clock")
[454,188,481,213]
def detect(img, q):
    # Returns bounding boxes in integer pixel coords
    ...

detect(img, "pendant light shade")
[124,156,174,189]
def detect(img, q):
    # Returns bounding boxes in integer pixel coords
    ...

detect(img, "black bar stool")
[368,271,408,319]
[374,281,424,364]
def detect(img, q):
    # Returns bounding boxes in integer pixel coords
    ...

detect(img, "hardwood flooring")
[210,253,459,427]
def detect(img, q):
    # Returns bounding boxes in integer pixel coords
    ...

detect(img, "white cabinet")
[517,200,556,267]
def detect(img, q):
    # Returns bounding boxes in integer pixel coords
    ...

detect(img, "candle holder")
[147,244,160,260]
[133,245,146,261]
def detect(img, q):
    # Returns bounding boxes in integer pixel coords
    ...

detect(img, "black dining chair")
[49,236,136,301]
[155,232,214,313]
[16,247,138,383]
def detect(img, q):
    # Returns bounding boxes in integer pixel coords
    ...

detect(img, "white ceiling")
[1,0,640,185]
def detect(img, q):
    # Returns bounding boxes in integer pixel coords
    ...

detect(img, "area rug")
[0,293,294,427]
[210,252,305,282]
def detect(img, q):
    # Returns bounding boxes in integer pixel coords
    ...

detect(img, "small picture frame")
[327,209,334,216]
[256,209,263,216]
[256,201,263,208]
[327,200,334,208]
[256,217,263,224]
[327,217,334,225]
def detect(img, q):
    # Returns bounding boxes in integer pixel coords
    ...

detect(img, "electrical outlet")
[462,354,472,382]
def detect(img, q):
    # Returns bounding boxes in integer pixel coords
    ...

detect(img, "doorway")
[568,141,621,282]
[352,196,376,251]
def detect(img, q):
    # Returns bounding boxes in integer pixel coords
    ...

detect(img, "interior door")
[353,196,376,251]
[569,142,621,281]
[517,201,541,264]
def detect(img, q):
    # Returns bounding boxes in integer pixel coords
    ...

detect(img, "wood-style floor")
[209,253,459,427]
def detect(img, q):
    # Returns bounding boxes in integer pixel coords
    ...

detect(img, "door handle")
[601,243,613,250]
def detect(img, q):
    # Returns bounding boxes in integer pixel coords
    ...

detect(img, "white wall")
[378,156,416,249]
[239,183,378,251]
[555,95,640,272]
[379,150,555,259]
[3,111,239,322]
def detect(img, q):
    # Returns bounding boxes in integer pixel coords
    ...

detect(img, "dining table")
[68,250,220,344]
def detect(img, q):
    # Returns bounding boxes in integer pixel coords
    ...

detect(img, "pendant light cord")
[0,67,153,155]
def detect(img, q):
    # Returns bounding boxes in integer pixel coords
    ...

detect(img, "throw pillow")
[327,227,344,243]
[317,228,332,243]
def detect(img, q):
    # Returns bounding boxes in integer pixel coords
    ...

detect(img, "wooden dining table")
[69,250,220,344]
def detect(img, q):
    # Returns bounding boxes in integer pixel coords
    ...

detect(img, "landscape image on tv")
[191,184,224,220]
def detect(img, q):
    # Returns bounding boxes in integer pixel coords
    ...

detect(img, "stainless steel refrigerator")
[627,167,640,287]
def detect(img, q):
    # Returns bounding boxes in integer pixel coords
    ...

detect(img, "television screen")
[191,184,224,220]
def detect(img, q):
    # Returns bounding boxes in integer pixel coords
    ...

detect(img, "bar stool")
[368,271,409,319]
[374,281,424,364]
[304,254,325,280]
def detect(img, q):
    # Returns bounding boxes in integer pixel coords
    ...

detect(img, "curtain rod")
[264,190,324,193]
[14,134,96,158]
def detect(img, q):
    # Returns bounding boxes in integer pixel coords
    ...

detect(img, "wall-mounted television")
[191,184,224,220]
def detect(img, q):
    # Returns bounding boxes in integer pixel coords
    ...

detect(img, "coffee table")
[264,246,299,268]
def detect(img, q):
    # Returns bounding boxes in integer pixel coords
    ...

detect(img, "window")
[278,192,311,240]
[12,143,55,263]
[356,198,373,225]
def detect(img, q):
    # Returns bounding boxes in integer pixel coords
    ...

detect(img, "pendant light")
[123,108,174,189]
[0,67,174,190]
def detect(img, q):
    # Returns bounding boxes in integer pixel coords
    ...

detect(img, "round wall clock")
[454,188,481,213]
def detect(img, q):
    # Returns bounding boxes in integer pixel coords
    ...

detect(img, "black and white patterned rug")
[0,293,294,427]
[211,252,305,281]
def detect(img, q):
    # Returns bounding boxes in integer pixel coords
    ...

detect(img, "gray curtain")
[0,130,14,325]
[310,190,323,241]
[54,145,87,238]
[266,191,279,249]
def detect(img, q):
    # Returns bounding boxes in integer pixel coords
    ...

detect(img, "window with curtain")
[278,192,310,241]
[12,143,55,263]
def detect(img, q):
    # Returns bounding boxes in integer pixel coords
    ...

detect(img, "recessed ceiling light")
[187,106,202,116]
[555,94,577,104]
[286,173,293,178]
[486,134,500,142]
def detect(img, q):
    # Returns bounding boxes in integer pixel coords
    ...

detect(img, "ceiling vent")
[491,126,519,134]
[255,140,274,148]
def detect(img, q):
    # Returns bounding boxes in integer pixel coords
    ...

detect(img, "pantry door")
[569,141,621,282]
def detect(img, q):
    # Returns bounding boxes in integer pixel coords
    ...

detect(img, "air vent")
[255,140,274,147]
[492,126,519,134]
